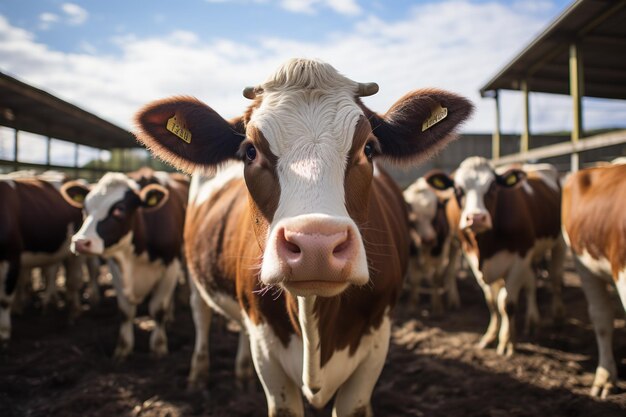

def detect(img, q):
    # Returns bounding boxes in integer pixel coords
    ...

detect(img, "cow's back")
[563,164,626,278]
[15,179,81,254]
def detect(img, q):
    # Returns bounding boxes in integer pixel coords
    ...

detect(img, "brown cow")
[403,176,461,314]
[134,58,473,416]
[60,169,189,359]
[0,174,84,342]
[427,158,565,356]
[562,163,626,398]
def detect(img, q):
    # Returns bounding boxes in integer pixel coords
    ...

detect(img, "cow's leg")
[333,319,391,417]
[523,273,540,336]
[577,259,616,399]
[497,261,529,356]
[188,281,212,389]
[40,263,60,310]
[235,330,254,388]
[86,256,101,306]
[109,259,136,360]
[548,237,566,323]
[11,268,31,314]
[64,255,84,322]
[406,255,422,312]
[444,241,461,310]
[249,342,304,417]
[426,259,444,316]
[477,281,501,349]
[0,260,17,343]
[147,260,179,358]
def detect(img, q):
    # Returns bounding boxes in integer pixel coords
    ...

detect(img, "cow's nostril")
[333,234,350,255]
[284,240,301,254]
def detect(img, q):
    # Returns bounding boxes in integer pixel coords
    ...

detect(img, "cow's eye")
[364,143,374,160]
[246,144,257,161]
[112,204,126,219]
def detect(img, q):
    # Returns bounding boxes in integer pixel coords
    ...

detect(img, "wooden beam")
[46,136,51,168]
[492,129,626,166]
[570,42,584,172]
[492,91,501,160]
[521,80,530,153]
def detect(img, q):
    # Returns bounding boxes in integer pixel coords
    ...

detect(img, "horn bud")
[243,86,262,99]
[357,82,379,97]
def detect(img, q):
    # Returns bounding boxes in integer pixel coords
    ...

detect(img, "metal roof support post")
[46,136,51,169]
[493,91,501,160]
[74,142,79,177]
[13,128,18,170]
[521,79,530,154]
[569,42,584,172]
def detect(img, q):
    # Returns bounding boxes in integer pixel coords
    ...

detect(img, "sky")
[1,0,626,164]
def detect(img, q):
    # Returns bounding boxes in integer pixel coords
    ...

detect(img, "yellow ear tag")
[422,104,448,132]
[505,174,517,186]
[147,195,158,206]
[432,177,445,189]
[166,114,192,144]
[73,194,85,203]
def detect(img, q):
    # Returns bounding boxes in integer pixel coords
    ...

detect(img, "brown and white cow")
[134,59,473,416]
[60,169,188,359]
[403,176,460,314]
[427,157,565,356]
[562,163,626,398]
[0,174,85,342]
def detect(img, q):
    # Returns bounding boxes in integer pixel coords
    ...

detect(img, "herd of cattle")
[1,59,625,416]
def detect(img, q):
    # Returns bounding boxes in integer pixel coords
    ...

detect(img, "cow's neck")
[297,295,321,396]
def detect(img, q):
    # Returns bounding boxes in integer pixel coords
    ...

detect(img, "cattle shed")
[0,70,154,180]
[480,0,626,171]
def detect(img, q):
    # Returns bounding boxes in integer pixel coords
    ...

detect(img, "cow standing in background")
[0,174,84,343]
[134,58,473,416]
[562,163,626,398]
[403,176,460,314]
[427,158,565,356]
[60,169,188,359]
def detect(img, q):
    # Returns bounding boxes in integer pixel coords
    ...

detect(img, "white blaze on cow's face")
[246,62,370,297]
[453,157,497,233]
[70,173,141,256]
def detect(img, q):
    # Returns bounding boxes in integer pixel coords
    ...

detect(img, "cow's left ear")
[496,169,527,188]
[139,184,169,211]
[363,89,473,164]
[60,181,91,208]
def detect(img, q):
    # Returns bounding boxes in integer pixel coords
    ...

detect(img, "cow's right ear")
[60,181,90,208]
[134,96,245,174]
[425,171,454,191]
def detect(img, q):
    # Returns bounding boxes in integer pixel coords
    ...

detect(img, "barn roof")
[480,0,626,100]
[0,70,138,149]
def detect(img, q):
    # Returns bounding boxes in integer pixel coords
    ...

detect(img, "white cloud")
[61,3,89,25]
[204,0,360,16]
[1,1,625,141]
[513,0,555,14]
[280,0,361,15]
[38,12,59,30]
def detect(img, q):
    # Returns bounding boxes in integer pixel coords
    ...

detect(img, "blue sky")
[1,0,625,164]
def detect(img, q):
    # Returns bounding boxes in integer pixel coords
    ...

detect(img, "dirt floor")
[1,264,625,417]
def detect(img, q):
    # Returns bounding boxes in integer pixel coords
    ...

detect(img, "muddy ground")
[1,264,625,417]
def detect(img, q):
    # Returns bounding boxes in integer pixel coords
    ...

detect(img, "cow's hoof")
[590,383,613,400]
[113,347,131,362]
[187,377,208,392]
[496,342,514,357]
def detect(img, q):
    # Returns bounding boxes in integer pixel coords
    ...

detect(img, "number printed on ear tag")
[166,115,192,143]
[422,104,448,132]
